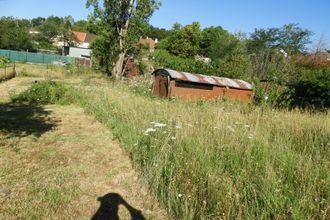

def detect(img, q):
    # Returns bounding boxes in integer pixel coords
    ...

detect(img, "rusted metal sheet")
[163,69,252,90]
[152,69,254,103]
[123,59,140,78]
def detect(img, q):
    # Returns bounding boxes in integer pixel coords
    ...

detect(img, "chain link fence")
[0,49,74,64]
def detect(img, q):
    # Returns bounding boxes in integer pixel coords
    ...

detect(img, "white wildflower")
[144,128,156,135]
[154,123,167,128]
[178,193,183,198]
[248,133,254,139]
[244,125,250,128]
[265,96,269,100]
[171,136,176,140]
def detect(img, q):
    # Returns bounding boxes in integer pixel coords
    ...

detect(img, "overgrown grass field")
[3,64,330,219]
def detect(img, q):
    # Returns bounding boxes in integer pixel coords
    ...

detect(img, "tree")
[247,24,313,54]
[200,26,240,60]
[31,17,45,27]
[159,22,202,58]
[144,25,170,41]
[72,20,89,32]
[87,0,160,78]
[0,17,33,50]
[313,34,328,53]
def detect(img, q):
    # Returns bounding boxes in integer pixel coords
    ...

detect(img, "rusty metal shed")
[152,69,253,103]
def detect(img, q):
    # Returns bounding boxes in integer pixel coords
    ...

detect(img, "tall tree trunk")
[111,0,135,79]
[112,51,126,79]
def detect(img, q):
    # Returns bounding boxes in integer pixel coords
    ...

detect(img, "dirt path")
[0,79,167,219]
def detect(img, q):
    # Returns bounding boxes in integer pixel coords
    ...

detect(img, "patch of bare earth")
[0,104,167,219]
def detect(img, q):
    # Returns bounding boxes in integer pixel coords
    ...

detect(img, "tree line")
[0,16,91,52]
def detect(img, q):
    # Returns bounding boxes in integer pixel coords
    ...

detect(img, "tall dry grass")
[68,77,329,219]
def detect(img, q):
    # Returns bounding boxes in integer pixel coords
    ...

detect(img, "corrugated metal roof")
[154,69,253,90]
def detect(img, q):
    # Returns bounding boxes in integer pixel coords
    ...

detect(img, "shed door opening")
[158,76,169,97]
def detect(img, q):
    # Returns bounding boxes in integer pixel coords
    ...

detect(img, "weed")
[11,81,71,105]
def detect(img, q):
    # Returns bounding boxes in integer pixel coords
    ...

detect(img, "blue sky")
[0,0,329,47]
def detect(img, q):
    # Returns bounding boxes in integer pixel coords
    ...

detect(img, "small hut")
[152,69,253,103]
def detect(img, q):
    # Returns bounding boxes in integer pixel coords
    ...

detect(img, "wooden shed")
[152,69,253,103]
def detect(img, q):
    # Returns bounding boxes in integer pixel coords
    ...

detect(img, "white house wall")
[69,47,92,58]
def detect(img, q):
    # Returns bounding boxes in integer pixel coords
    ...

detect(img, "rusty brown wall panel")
[169,80,253,103]
[169,80,220,101]
[222,88,253,103]
[152,75,168,97]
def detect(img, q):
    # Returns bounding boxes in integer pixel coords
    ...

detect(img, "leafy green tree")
[87,0,160,78]
[247,24,312,54]
[145,25,170,41]
[215,46,252,79]
[31,17,45,27]
[72,20,89,32]
[0,17,33,50]
[200,26,240,60]
[160,22,202,58]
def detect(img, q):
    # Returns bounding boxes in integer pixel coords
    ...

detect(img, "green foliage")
[0,17,33,51]
[11,81,71,105]
[0,56,10,68]
[87,0,160,75]
[291,69,330,109]
[153,49,216,75]
[200,26,240,60]
[159,22,202,58]
[253,79,294,108]
[144,25,171,41]
[250,49,297,81]
[247,24,313,54]
[215,47,252,80]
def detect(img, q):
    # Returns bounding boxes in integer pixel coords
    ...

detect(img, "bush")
[0,56,10,68]
[153,49,216,75]
[11,81,71,104]
[253,79,294,108]
[215,50,252,80]
[291,69,330,109]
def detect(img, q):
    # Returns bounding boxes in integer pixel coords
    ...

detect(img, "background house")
[63,31,96,59]
[139,36,158,52]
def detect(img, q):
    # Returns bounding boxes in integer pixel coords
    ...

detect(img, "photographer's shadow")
[92,193,145,220]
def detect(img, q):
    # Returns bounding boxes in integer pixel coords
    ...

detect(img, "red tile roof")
[72,31,96,43]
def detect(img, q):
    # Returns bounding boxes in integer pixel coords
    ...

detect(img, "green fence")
[0,49,74,64]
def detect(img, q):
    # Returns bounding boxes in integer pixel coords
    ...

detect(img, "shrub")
[11,81,71,104]
[153,49,216,75]
[253,79,294,108]
[0,56,10,68]
[215,50,252,80]
[291,69,330,109]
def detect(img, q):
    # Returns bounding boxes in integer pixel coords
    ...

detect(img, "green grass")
[7,69,330,219]
[59,78,329,219]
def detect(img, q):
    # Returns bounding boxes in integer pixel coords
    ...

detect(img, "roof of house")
[153,69,253,90]
[72,31,96,43]
[139,37,156,49]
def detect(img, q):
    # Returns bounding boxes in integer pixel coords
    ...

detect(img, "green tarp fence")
[0,49,74,64]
